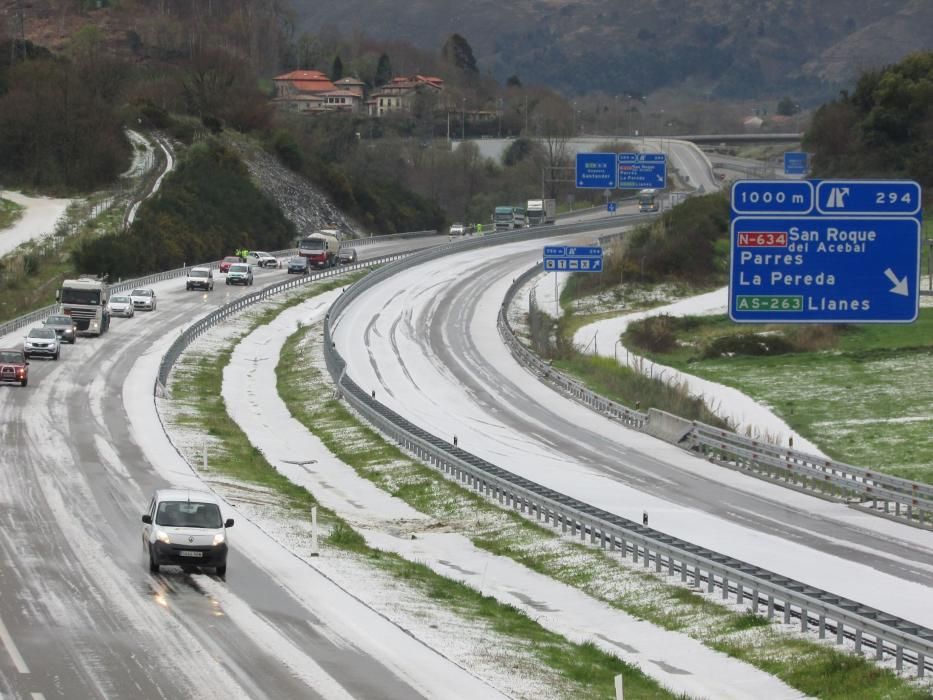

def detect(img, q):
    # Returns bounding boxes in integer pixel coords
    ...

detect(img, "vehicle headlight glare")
[212,533,225,546]
[156,530,171,544]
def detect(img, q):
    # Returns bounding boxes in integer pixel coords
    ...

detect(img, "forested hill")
[290,0,933,100]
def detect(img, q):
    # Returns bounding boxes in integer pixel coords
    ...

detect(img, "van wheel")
[148,546,160,573]
[215,564,226,577]
[53,350,60,360]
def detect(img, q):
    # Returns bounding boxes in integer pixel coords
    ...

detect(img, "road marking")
[0,611,29,673]
[31,693,45,700]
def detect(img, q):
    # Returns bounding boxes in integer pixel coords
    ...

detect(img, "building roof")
[273,70,337,93]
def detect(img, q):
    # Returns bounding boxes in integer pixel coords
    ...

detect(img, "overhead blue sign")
[783,152,808,175]
[732,180,813,215]
[576,153,617,189]
[730,217,919,323]
[544,246,603,273]
[815,180,921,216]
[618,152,667,189]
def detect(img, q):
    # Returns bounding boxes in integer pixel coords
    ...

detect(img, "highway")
[331,231,933,628]
[0,237,496,700]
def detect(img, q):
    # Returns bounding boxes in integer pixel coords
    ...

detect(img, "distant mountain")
[289,0,932,99]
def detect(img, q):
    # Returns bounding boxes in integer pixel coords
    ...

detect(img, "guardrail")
[345,230,438,248]
[319,218,933,677]
[498,264,933,531]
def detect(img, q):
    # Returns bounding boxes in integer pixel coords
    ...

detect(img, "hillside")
[289,0,930,99]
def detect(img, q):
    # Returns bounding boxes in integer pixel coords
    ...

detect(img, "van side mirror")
[55,290,61,302]
[141,514,152,524]
[224,518,235,528]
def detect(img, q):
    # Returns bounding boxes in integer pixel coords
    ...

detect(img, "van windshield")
[156,501,223,528]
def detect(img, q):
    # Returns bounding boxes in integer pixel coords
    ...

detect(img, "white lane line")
[0,611,30,673]
[31,693,45,700]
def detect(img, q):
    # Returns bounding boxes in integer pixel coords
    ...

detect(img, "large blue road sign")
[730,178,921,324]
[729,216,920,323]
[544,246,603,272]
[618,152,667,189]
[783,152,808,175]
[576,153,617,189]
[732,180,813,215]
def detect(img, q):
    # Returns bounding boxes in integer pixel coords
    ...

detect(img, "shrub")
[702,332,796,358]
[626,315,678,353]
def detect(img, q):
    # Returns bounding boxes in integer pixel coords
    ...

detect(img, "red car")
[219,256,242,273]
[0,348,29,387]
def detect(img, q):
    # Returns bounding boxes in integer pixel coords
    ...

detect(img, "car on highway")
[42,314,77,344]
[247,251,277,268]
[449,223,469,236]
[219,255,242,273]
[286,256,310,275]
[23,327,60,360]
[141,488,234,576]
[337,247,358,264]
[0,349,28,386]
[186,266,214,291]
[226,263,253,286]
[108,295,135,318]
[129,288,157,311]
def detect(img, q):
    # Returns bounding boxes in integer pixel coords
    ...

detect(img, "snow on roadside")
[217,295,806,700]
[121,129,156,179]
[0,190,72,259]
[571,284,825,454]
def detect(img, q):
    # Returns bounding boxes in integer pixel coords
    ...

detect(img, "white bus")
[638,189,660,213]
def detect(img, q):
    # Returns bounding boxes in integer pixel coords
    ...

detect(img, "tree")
[505,74,522,88]
[331,54,343,81]
[776,96,798,116]
[375,52,392,87]
[441,33,478,74]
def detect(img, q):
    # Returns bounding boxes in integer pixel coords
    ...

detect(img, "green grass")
[168,283,675,700]
[277,318,931,699]
[0,196,24,229]
[624,310,933,482]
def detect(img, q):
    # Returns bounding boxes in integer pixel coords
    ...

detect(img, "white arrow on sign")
[884,268,909,296]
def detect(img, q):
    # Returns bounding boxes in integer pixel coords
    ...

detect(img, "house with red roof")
[366,75,444,117]
[272,70,365,114]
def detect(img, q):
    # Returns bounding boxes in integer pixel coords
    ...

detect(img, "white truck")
[56,277,110,335]
[526,199,556,226]
[493,206,527,231]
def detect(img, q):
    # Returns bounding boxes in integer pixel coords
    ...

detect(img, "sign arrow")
[884,268,909,296]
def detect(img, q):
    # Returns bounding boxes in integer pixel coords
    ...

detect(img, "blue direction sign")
[783,152,808,175]
[607,201,617,213]
[732,180,813,215]
[576,153,617,189]
[543,246,604,273]
[815,180,921,216]
[618,152,667,189]
[729,216,920,323]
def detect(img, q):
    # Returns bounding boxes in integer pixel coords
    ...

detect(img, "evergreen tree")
[441,34,478,74]
[331,54,343,81]
[375,53,392,87]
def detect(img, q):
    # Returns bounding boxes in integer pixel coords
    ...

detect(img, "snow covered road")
[0,191,71,259]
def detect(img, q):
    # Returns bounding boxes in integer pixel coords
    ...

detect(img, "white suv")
[247,251,277,268]
[141,489,234,576]
[186,266,214,291]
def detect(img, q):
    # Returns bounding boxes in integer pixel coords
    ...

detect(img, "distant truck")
[298,230,340,268]
[492,206,527,231]
[526,199,556,226]
[56,277,110,335]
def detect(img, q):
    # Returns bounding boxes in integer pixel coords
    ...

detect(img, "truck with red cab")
[298,230,340,268]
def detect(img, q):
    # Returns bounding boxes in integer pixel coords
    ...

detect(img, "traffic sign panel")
[815,180,921,216]
[618,152,666,189]
[783,152,808,175]
[607,201,617,213]
[576,153,617,189]
[731,180,813,215]
[543,245,604,273]
[729,216,920,323]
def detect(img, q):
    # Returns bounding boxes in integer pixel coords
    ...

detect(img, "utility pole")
[461,98,466,141]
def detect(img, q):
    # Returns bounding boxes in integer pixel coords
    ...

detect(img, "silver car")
[109,295,135,317]
[23,327,60,360]
[129,288,157,311]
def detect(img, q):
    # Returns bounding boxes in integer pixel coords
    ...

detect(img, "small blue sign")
[729,216,920,323]
[544,246,603,273]
[607,202,617,213]
[815,180,921,216]
[576,153,617,189]
[618,152,667,189]
[783,152,808,175]
[731,180,813,215]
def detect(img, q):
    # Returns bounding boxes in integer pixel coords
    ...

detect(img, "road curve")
[331,237,933,629]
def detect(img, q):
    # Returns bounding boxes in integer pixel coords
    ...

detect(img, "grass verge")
[167,280,675,700]
[0,196,25,229]
[277,318,930,699]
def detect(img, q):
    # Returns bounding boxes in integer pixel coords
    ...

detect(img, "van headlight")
[156,530,171,544]
[212,533,225,546]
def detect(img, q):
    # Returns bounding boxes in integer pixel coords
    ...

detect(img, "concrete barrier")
[643,408,693,444]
